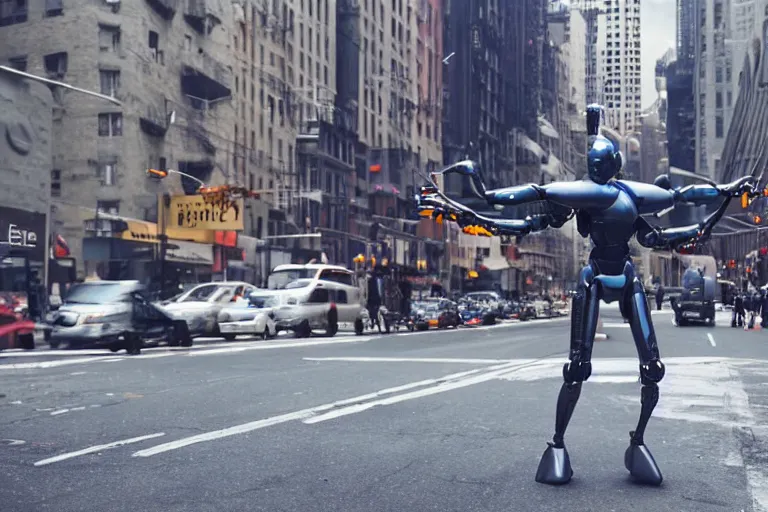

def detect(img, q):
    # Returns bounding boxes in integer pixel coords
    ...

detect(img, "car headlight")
[82,313,124,324]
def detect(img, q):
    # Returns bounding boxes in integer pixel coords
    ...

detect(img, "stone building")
[0,69,53,286]
[0,0,236,276]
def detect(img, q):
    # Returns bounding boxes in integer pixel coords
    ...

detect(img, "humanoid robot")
[416,104,760,486]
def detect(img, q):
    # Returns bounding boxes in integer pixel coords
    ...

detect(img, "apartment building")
[597,0,641,135]
[0,0,235,276]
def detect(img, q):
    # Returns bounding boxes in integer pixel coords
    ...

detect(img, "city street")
[2,306,768,512]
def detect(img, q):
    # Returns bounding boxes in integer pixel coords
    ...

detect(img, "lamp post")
[146,168,209,298]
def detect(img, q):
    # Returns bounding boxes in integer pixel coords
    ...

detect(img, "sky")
[640,0,677,108]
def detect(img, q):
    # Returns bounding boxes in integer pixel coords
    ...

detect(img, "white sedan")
[217,296,277,340]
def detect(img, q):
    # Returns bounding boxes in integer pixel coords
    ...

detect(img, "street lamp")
[146,168,207,188]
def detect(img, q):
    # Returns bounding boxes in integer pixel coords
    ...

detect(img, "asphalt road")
[2,306,768,512]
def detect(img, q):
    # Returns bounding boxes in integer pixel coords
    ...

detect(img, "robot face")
[587,136,623,185]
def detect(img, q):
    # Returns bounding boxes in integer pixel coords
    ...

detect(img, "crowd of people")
[730,290,768,329]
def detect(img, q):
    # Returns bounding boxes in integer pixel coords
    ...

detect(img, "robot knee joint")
[640,360,665,385]
[563,361,592,383]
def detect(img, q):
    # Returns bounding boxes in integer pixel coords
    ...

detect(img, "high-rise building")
[0,0,235,277]
[596,0,641,135]
[572,0,603,105]
[694,0,752,180]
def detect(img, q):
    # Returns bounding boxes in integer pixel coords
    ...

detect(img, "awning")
[538,116,560,139]
[517,134,545,160]
[541,154,562,177]
[482,256,510,271]
[166,240,214,265]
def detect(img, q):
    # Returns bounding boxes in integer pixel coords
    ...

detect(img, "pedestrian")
[733,293,745,327]
[761,290,768,329]
[655,284,664,311]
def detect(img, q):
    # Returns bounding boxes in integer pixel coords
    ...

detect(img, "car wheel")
[18,333,35,350]
[260,329,269,340]
[48,340,60,349]
[354,318,365,335]
[295,320,311,339]
[223,334,237,341]
[125,332,142,355]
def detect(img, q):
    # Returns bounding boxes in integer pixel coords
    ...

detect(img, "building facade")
[596,0,641,135]
[1,0,236,277]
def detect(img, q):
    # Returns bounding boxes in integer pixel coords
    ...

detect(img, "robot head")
[587,135,623,185]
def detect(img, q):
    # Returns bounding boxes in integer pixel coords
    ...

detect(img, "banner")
[166,195,244,231]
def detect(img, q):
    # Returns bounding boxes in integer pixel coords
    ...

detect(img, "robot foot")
[535,443,574,485]
[624,442,663,486]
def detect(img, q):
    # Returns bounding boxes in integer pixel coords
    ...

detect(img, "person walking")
[655,284,664,311]
[733,293,745,328]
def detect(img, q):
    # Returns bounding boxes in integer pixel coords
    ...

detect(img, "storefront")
[0,206,48,315]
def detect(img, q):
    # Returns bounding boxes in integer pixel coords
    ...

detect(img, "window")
[45,0,62,17]
[148,30,163,64]
[100,162,116,186]
[99,25,121,52]
[97,200,120,215]
[334,290,348,304]
[99,69,120,97]
[0,0,27,27]
[715,91,723,109]
[184,35,192,51]
[43,52,67,79]
[715,115,724,138]
[8,56,27,72]
[307,288,329,303]
[51,169,61,197]
[98,113,123,137]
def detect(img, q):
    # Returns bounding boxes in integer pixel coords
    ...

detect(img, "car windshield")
[267,269,315,290]
[284,279,313,290]
[178,284,228,303]
[65,283,132,304]
[249,295,280,308]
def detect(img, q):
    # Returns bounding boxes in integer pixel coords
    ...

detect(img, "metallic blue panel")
[616,180,675,214]
[544,180,619,210]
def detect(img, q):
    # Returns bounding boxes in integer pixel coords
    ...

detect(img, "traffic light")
[147,168,168,179]
[728,259,737,269]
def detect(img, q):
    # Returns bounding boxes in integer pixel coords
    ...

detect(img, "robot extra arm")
[416,185,558,238]
[674,175,757,206]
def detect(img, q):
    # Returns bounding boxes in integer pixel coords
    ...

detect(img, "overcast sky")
[640,0,676,108]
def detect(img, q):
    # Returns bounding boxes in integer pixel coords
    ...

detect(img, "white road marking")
[50,409,69,416]
[303,357,513,364]
[602,322,631,328]
[708,333,717,347]
[0,356,125,370]
[303,359,545,425]
[185,337,374,356]
[132,361,532,457]
[0,439,26,446]
[34,433,166,467]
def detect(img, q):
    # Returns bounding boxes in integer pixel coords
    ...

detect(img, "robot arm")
[416,185,560,237]
[674,175,757,205]
[635,217,703,252]
[429,160,610,212]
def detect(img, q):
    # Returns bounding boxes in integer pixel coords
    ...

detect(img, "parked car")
[48,281,190,354]
[217,294,278,340]
[265,264,368,337]
[161,281,257,340]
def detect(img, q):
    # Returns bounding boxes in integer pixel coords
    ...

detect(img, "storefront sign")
[167,195,244,231]
[0,206,46,262]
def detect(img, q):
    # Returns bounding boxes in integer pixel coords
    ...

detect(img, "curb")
[595,333,608,341]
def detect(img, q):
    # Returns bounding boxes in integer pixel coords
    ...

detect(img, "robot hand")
[721,175,758,198]
[417,185,480,227]
[429,160,488,200]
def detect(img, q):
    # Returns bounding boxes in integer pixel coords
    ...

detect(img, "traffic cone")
[595,313,608,341]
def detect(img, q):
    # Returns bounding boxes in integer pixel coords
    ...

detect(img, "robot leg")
[626,279,665,486]
[535,271,599,485]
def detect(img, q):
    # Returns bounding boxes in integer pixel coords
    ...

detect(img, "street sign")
[165,194,244,231]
